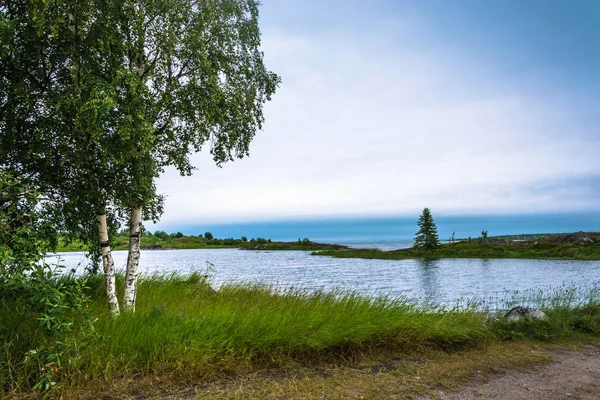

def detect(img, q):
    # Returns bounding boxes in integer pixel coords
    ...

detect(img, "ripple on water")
[51,248,600,308]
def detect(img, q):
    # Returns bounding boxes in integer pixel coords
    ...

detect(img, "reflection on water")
[416,259,440,301]
[52,249,600,308]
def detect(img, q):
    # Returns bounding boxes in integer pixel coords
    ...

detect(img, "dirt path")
[92,344,600,399]
[420,346,600,400]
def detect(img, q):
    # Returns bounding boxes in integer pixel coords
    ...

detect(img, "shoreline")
[53,231,600,260]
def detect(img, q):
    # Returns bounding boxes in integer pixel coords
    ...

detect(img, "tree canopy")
[0,0,279,314]
[1,0,279,235]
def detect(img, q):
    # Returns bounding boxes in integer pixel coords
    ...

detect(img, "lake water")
[50,244,600,309]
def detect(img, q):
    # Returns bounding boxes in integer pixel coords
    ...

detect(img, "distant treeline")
[111,231,276,250]
[56,231,319,252]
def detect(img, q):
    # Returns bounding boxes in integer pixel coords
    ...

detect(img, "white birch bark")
[97,214,120,317]
[123,206,142,312]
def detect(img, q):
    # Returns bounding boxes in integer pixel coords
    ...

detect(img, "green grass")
[2,274,600,397]
[314,236,600,260]
[78,275,486,379]
[55,235,343,252]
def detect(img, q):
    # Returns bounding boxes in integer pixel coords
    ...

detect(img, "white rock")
[506,306,549,322]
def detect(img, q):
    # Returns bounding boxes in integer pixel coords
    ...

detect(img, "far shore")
[314,231,600,261]
[53,231,600,261]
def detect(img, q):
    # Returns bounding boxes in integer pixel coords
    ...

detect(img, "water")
[156,212,600,242]
[49,246,600,309]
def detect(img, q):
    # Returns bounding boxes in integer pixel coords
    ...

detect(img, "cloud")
[152,22,600,226]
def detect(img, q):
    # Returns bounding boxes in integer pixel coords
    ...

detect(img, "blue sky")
[150,0,600,231]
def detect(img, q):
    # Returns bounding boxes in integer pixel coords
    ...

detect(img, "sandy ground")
[419,346,600,400]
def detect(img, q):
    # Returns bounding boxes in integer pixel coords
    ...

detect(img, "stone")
[548,231,595,244]
[140,244,163,250]
[505,306,548,322]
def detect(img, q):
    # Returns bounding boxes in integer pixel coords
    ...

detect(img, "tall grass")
[2,273,600,396]
[74,273,486,382]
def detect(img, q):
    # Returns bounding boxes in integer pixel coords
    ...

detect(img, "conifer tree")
[414,207,440,250]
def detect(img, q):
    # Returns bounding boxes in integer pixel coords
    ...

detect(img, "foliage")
[0,172,89,395]
[0,172,56,273]
[414,208,440,250]
[153,230,169,239]
[0,266,90,394]
[0,0,157,273]
[204,232,214,240]
[1,0,279,313]
[54,232,350,252]
[315,237,600,260]
[479,230,488,243]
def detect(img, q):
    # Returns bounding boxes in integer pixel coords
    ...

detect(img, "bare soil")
[419,345,600,400]
[60,344,600,399]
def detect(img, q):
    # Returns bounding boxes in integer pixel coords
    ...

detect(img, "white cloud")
[152,27,600,226]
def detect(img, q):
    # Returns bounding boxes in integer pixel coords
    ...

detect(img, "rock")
[141,244,163,250]
[547,231,596,244]
[505,306,548,322]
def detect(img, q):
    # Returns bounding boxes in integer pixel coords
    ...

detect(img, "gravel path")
[420,345,600,400]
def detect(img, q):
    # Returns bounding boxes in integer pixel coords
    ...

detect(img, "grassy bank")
[2,274,600,398]
[57,235,244,252]
[56,235,344,252]
[315,234,600,260]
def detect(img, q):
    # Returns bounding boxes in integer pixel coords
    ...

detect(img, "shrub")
[0,172,90,394]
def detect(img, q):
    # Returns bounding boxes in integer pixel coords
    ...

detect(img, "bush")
[0,171,90,395]
[222,237,238,245]
[0,266,89,393]
[153,230,169,239]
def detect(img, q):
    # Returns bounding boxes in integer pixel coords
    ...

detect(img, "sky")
[150,0,600,234]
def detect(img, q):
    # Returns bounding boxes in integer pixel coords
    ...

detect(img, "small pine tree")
[479,230,488,244]
[414,208,440,250]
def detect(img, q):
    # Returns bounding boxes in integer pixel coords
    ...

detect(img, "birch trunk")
[97,214,120,317]
[124,206,142,312]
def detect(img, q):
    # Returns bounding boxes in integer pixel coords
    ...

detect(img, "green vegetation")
[2,273,599,398]
[315,232,600,260]
[239,237,349,251]
[414,207,440,249]
[55,232,347,252]
[1,0,279,316]
[1,172,90,393]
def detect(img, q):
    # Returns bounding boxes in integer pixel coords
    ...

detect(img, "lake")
[50,242,600,309]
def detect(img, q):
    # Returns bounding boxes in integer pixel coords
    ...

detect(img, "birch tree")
[1,0,279,313]
[103,0,280,311]
[0,0,126,316]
